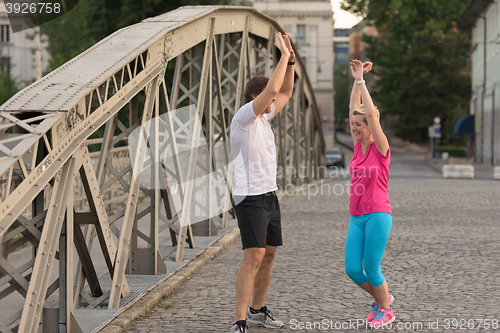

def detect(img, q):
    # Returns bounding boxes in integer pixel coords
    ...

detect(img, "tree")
[397,20,470,141]
[341,0,471,142]
[0,47,20,106]
[334,63,350,126]
[0,72,19,106]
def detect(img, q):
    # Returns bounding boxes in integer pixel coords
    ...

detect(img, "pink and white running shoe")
[370,307,396,328]
[366,294,394,322]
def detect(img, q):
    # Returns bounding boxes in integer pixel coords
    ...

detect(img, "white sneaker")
[246,306,284,329]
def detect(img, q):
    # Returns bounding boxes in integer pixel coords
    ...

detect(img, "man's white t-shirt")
[230,101,278,196]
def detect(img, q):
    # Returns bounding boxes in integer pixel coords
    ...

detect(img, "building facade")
[252,0,334,130]
[0,3,50,90]
[460,0,500,166]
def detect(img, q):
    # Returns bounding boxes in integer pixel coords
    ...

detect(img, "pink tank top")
[349,141,392,216]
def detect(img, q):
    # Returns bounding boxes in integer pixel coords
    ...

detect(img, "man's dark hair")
[244,76,269,104]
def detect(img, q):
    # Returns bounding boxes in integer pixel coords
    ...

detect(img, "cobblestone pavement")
[127,151,500,332]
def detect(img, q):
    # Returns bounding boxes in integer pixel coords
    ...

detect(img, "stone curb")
[97,178,328,332]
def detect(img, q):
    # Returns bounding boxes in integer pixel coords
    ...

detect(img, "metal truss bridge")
[0,6,325,332]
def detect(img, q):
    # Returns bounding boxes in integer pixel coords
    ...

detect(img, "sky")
[331,0,363,29]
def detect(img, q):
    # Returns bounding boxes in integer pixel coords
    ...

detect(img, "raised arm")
[349,80,361,145]
[351,59,389,156]
[252,32,290,117]
[349,77,361,116]
[349,61,372,114]
[349,61,372,143]
[274,33,295,114]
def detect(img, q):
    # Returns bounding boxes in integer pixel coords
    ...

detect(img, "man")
[229,32,295,333]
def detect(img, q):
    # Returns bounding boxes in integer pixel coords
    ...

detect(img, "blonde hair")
[352,104,380,124]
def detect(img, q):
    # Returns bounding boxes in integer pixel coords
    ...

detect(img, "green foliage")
[0,46,19,105]
[234,0,253,6]
[341,0,471,143]
[438,145,466,157]
[397,20,471,142]
[0,72,20,106]
[334,64,350,122]
[36,5,87,73]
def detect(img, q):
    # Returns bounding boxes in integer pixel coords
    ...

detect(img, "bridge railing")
[0,6,325,332]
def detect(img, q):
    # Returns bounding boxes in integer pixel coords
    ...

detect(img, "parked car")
[326,147,345,168]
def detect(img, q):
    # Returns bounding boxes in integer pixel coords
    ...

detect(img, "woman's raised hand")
[350,59,364,81]
[277,32,290,59]
[362,61,373,74]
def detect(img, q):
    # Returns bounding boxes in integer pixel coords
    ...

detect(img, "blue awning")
[454,114,475,135]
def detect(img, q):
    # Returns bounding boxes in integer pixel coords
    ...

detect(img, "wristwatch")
[357,80,366,85]
[288,60,295,65]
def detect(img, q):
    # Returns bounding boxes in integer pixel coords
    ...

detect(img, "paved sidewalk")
[126,154,500,332]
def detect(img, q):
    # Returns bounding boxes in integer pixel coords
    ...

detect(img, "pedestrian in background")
[229,32,295,333]
[344,59,395,328]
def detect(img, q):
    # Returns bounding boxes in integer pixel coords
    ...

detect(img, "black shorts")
[234,191,282,249]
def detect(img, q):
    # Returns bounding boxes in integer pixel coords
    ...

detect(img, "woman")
[344,59,395,328]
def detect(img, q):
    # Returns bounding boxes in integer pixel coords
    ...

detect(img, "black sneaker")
[246,306,284,329]
[230,321,248,332]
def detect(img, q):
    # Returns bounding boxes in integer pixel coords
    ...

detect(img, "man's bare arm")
[252,32,290,117]
[274,34,295,114]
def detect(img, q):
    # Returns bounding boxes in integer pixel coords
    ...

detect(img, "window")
[296,24,306,44]
[334,29,349,37]
[1,25,10,43]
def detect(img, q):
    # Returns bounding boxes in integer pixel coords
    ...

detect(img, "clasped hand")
[277,32,295,62]
[350,59,373,81]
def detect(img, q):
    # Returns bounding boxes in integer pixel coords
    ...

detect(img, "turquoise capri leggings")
[344,212,392,287]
